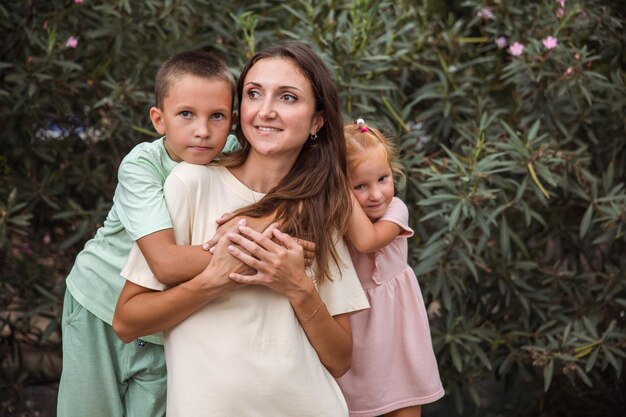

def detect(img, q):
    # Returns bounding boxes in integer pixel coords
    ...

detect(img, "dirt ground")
[1,383,455,417]
[1,384,58,417]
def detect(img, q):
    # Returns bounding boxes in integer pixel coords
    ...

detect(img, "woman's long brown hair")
[220,42,351,284]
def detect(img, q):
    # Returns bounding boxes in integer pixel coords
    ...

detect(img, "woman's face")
[240,57,323,162]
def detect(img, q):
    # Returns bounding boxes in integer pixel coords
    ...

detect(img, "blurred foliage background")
[1,0,625,416]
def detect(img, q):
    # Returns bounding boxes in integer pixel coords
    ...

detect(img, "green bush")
[1,1,625,415]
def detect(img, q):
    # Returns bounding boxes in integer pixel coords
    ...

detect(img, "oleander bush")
[1,1,624,415]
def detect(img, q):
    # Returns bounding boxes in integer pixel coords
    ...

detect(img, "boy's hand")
[203,214,272,253]
[202,214,242,252]
[296,238,316,267]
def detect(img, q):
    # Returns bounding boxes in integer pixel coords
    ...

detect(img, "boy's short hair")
[154,50,236,110]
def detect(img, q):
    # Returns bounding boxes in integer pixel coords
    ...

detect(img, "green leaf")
[543,359,554,391]
[579,205,594,239]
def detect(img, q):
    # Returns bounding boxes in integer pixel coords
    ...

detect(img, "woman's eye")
[282,94,297,102]
[247,90,260,99]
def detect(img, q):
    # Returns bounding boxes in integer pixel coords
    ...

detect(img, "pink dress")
[337,197,444,416]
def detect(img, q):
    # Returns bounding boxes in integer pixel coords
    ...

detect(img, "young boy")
[57,50,236,417]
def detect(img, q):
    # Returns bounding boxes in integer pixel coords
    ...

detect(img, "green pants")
[57,289,166,417]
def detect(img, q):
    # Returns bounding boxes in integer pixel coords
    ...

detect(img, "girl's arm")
[348,193,402,253]
[225,226,353,377]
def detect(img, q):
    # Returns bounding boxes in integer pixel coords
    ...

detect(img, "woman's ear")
[149,107,166,135]
[311,111,325,136]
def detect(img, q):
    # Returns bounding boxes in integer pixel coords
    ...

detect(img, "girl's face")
[240,57,324,164]
[349,148,395,221]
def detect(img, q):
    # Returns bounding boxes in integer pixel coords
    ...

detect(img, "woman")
[113,42,369,416]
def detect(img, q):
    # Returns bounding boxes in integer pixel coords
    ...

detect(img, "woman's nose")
[258,99,276,119]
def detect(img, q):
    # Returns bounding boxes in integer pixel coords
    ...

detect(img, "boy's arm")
[348,193,401,253]
[136,229,212,286]
[137,217,274,286]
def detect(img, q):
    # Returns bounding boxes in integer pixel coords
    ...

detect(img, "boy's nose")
[194,121,211,138]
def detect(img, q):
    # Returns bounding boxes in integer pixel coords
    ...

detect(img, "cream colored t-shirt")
[121,163,369,417]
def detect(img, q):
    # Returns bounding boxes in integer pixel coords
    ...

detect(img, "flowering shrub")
[1,0,624,415]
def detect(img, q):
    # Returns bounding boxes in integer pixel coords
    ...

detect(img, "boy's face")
[150,75,233,164]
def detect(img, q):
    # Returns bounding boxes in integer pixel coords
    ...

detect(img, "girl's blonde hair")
[344,122,405,186]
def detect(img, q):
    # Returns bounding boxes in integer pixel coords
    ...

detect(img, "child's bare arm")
[348,193,401,253]
[137,216,276,286]
[136,229,212,286]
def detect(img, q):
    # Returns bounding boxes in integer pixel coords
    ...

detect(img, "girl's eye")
[180,111,192,118]
[353,184,366,191]
[378,175,389,182]
[210,113,226,120]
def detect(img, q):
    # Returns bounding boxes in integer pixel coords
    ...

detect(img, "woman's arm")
[348,193,402,253]
[225,226,353,377]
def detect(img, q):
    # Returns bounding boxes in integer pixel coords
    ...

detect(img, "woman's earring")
[309,133,318,141]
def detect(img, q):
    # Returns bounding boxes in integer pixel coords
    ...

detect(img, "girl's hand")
[225,225,313,298]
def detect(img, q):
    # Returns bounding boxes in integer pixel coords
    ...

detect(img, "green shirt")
[66,134,239,344]
[66,137,176,344]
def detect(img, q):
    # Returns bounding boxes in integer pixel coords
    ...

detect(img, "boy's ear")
[149,107,166,135]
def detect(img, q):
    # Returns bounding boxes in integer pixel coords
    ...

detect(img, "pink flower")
[476,8,494,19]
[508,42,525,56]
[556,7,565,18]
[556,0,566,7]
[74,0,84,3]
[564,67,573,76]
[495,36,507,49]
[65,36,78,48]
[542,36,558,50]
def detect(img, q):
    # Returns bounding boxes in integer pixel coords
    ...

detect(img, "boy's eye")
[210,113,226,120]
[180,111,192,118]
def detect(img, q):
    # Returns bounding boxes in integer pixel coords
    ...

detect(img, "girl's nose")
[370,187,382,200]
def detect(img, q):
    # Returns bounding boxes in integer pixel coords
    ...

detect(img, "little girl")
[336,120,444,417]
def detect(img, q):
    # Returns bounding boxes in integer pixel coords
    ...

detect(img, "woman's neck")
[231,152,296,193]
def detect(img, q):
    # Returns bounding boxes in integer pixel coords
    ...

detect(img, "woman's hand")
[225,225,354,377]
[225,225,312,298]
[204,215,317,267]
